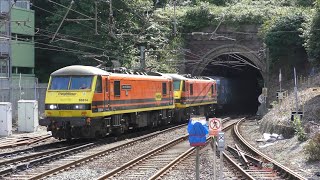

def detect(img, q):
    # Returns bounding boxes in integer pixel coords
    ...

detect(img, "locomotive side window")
[182,81,185,91]
[211,84,216,95]
[105,79,108,92]
[95,76,102,93]
[211,85,214,95]
[162,82,167,95]
[114,81,120,96]
[190,84,193,95]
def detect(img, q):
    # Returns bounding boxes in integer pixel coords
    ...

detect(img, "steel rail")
[98,118,229,180]
[234,118,306,180]
[26,123,187,180]
[149,118,254,180]
[97,135,189,180]
[0,135,52,149]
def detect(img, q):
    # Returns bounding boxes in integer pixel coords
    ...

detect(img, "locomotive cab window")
[70,76,93,90]
[49,76,93,90]
[114,81,120,97]
[95,76,102,93]
[190,84,193,95]
[162,83,167,95]
[49,76,70,90]
[173,80,181,91]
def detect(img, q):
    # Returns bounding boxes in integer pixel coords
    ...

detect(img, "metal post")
[19,73,21,100]
[95,1,98,35]
[279,68,282,92]
[220,150,223,179]
[140,46,145,70]
[34,78,38,100]
[265,47,270,108]
[173,0,177,36]
[213,137,216,180]
[294,67,299,112]
[8,0,12,105]
[196,146,200,180]
[51,0,74,42]
[109,0,113,35]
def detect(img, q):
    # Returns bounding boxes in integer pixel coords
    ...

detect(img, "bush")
[296,0,315,7]
[305,9,320,65]
[304,133,320,161]
[262,14,307,69]
[292,116,307,141]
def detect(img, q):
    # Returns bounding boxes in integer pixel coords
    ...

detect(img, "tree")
[305,9,320,64]
[296,0,315,7]
[207,0,226,6]
[262,14,307,70]
[32,0,176,82]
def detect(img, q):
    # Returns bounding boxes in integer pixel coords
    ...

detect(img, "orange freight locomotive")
[40,65,217,139]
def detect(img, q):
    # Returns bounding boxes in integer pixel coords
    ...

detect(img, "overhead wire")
[31,3,99,34]
[5,34,98,56]
[47,0,110,30]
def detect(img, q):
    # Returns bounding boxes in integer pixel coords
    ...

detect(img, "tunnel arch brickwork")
[183,25,267,80]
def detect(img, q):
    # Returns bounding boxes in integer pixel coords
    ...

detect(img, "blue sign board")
[187,119,208,147]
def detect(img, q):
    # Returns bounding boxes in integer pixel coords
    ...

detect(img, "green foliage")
[33,0,317,82]
[204,0,227,6]
[34,0,176,82]
[181,5,213,31]
[292,116,307,141]
[295,0,315,7]
[304,133,320,161]
[260,14,307,68]
[304,9,320,65]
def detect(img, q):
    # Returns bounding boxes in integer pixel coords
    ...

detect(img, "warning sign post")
[209,118,222,137]
[208,118,222,180]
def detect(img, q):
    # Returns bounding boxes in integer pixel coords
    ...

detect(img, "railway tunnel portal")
[182,25,267,114]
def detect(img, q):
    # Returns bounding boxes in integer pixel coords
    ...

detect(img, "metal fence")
[0,77,47,122]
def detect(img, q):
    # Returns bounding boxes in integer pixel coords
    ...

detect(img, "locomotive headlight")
[74,104,86,110]
[49,104,58,110]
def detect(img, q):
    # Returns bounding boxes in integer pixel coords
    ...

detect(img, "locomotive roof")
[166,74,214,81]
[51,66,172,80]
[51,65,111,76]
[166,74,188,80]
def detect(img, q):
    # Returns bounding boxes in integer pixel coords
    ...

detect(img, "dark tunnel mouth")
[200,54,264,115]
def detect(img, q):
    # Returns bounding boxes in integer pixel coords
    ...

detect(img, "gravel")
[0,126,58,154]
[46,127,188,180]
[241,120,320,179]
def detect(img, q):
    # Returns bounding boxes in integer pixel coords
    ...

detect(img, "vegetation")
[260,14,308,70]
[32,0,177,82]
[304,133,320,161]
[292,116,307,142]
[304,7,320,65]
[33,0,320,81]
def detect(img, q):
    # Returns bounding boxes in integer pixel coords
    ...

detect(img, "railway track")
[154,117,306,180]
[0,123,187,180]
[227,118,306,179]
[0,135,52,149]
[96,118,232,180]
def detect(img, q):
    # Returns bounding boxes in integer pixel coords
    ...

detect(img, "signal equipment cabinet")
[18,100,39,132]
[0,102,12,136]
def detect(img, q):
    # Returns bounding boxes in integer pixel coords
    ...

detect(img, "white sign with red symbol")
[209,118,222,137]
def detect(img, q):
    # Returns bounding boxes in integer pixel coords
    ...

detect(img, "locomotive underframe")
[44,109,175,139]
